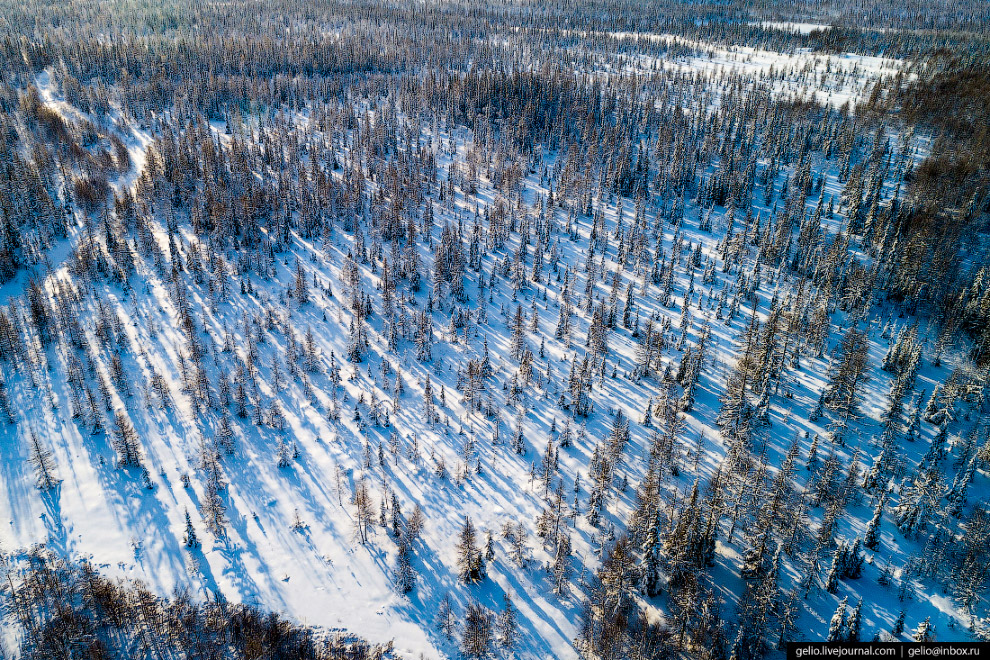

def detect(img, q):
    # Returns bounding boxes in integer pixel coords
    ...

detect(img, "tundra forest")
[0,0,988,657]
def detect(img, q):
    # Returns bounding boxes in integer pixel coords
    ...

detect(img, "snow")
[527,28,909,110]
[627,37,906,109]
[0,57,984,659]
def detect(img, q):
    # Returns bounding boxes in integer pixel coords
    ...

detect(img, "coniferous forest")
[0,0,989,657]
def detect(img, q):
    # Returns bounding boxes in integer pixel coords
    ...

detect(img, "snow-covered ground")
[619,34,907,109]
[523,27,909,110]
[0,50,984,659]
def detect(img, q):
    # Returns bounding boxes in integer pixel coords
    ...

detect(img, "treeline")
[865,57,990,363]
[1,0,988,112]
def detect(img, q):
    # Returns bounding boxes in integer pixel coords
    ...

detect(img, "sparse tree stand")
[0,3,986,654]
[2,552,394,658]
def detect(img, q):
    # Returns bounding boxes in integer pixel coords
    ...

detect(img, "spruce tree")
[892,610,906,637]
[183,508,200,548]
[498,591,519,650]
[864,494,885,550]
[845,599,863,642]
[826,597,848,642]
[456,516,485,583]
[462,601,493,658]
[395,541,416,594]
[913,617,934,642]
[28,432,59,490]
[112,411,142,467]
[436,592,457,640]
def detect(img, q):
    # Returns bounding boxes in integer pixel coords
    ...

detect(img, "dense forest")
[0,0,988,658]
